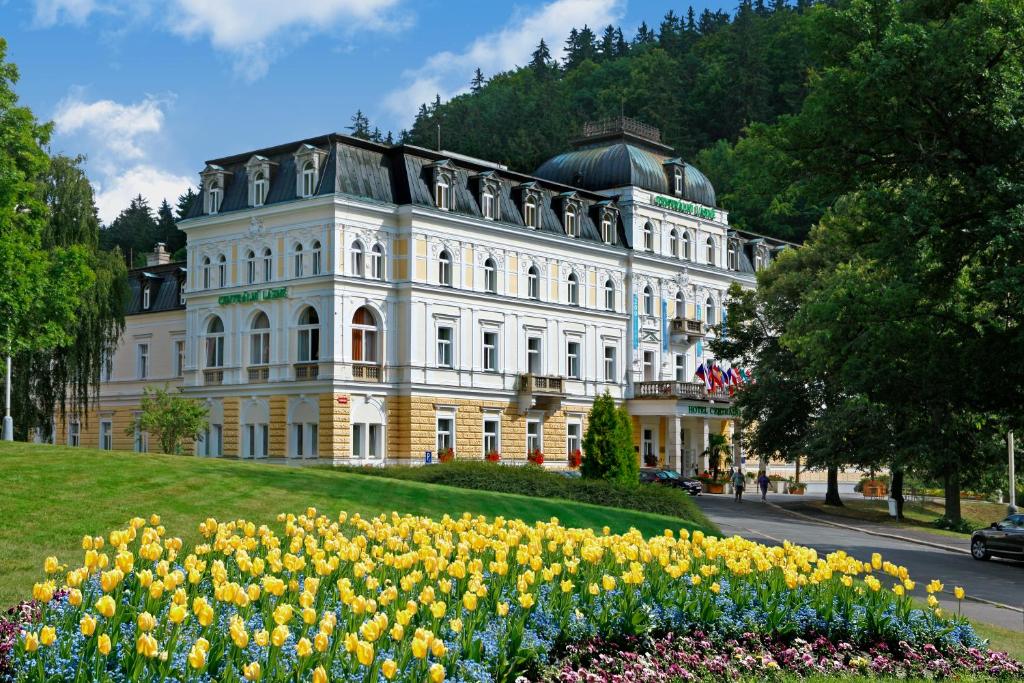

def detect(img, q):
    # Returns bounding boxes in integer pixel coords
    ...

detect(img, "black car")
[970,514,1024,561]
[640,468,702,495]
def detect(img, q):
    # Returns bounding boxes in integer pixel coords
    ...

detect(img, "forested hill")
[388,1,821,242]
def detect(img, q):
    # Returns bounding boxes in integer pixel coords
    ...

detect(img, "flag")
[710,363,725,391]
[738,368,750,383]
[694,362,710,389]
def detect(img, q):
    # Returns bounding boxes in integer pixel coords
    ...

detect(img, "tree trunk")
[891,468,905,520]
[944,463,962,523]
[794,455,801,484]
[825,465,843,506]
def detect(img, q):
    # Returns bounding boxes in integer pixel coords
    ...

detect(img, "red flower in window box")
[528,448,545,466]
[439,448,455,463]
[486,450,501,463]
[568,448,582,468]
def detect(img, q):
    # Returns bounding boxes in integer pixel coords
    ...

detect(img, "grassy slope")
[805,499,1008,538]
[0,442,711,608]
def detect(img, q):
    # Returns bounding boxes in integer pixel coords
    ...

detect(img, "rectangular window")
[246,424,268,457]
[68,421,80,447]
[526,419,542,455]
[527,336,542,375]
[642,428,655,461]
[247,425,256,457]
[261,424,269,457]
[643,351,655,381]
[566,422,581,458]
[436,417,454,453]
[100,420,112,450]
[367,424,379,458]
[137,343,149,380]
[604,345,617,381]
[352,423,364,457]
[437,326,453,368]
[175,340,185,377]
[102,350,113,382]
[675,354,686,382]
[294,423,304,457]
[566,340,581,379]
[309,424,319,456]
[483,417,500,457]
[133,413,147,453]
[482,331,498,372]
[202,424,222,456]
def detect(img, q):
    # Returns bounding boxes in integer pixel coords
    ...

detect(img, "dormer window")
[674,167,683,195]
[302,162,316,197]
[200,164,230,215]
[482,186,496,219]
[727,241,738,270]
[253,172,267,207]
[593,202,618,245]
[142,284,151,310]
[208,183,222,214]
[178,278,186,306]
[524,196,539,229]
[600,216,612,243]
[435,175,451,210]
[564,205,577,237]
[293,144,327,198]
[476,174,500,221]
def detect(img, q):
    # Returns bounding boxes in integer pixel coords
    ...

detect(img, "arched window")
[643,286,654,316]
[202,256,211,289]
[351,241,364,276]
[706,237,716,266]
[669,229,679,257]
[369,244,384,280]
[205,316,225,368]
[674,167,683,195]
[754,251,763,271]
[217,254,227,287]
[682,231,691,260]
[727,242,737,270]
[564,205,577,236]
[250,312,270,366]
[438,250,452,286]
[262,248,273,282]
[705,297,716,325]
[208,182,222,214]
[352,306,378,364]
[253,171,268,207]
[293,243,304,278]
[246,249,257,284]
[567,273,579,306]
[604,279,615,311]
[483,258,497,293]
[297,307,320,362]
[527,266,539,299]
[301,161,316,198]
[643,222,654,251]
[142,284,151,310]
[481,186,496,220]
[311,240,322,276]
[675,291,684,318]
[524,196,539,229]
[600,215,613,244]
[435,175,451,210]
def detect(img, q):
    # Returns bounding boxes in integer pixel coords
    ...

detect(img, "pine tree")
[600,25,616,59]
[581,393,637,485]
[686,6,697,33]
[633,21,655,45]
[102,195,158,265]
[614,27,629,56]
[175,188,197,221]
[384,130,395,145]
[155,198,184,254]
[563,28,581,67]
[470,67,486,92]
[347,109,372,139]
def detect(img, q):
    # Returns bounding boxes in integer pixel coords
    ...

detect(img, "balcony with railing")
[247,366,269,382]
[352,364,383,382]
[633,381,732,402]
[517,373,566,414]
[294,363,320,380]
[670,317,704,342]
[203,369,224,386]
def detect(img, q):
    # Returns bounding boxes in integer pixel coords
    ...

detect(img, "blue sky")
[3,0,733,223]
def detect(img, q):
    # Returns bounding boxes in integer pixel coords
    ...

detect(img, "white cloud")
[93,165,193,225]
[54,93,167,161]
[32,0,99,26]
[383,0,623,127]
[51,91,190,224]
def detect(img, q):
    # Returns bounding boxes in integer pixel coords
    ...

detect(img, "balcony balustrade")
[352,364,383,382]
[247,366,269,382]
[294,363,320,380]
[203,369,224,386]
[634,381,732,402]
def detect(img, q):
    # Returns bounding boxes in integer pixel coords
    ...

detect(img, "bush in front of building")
[128,385,208,455]
[581,392,638,486]
[344,460,715,532]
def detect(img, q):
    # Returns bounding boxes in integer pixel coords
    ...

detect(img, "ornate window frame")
[293,144,328,198]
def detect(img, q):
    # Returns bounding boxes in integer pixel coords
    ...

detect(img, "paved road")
[694,492,1024,632]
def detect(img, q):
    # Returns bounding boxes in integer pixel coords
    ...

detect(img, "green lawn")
[0,442,713,609]
[805,498,1009,538]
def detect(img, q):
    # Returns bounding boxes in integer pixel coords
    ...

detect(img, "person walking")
[757,471,770,502]
[732,468,745,503]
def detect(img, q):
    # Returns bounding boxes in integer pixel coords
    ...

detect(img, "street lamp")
[2,353,11,441]
[1009,431,1017,516]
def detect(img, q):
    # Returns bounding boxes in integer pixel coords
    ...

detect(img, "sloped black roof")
[126,262,186,315]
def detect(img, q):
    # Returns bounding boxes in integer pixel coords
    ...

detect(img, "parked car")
[970,514,1024,561]
[640,468,702,495]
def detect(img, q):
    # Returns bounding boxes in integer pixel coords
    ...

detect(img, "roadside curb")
[765,501,967,554]
[765,502,1024,616]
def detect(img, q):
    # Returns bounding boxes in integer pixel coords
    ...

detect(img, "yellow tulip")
[168,603,187,624]
[296,636,312,658]
[356,639,374,666]
[138,612,157,632]
[95,595,116,618]
[462,592,478,611]
[98,634,111,656]
[44,556,60,573]
[39,626,56,646]
[254,630,270,647]
[390,623,404,641]
[271,625,290,648]
[188,645,206,670]
[429,662,446,683]
[273,603,294,625]
[954,586,965,600]
[449,618,463,633]
[411,636,428,659]
[80,615,97,637]
[243,661,262,681]
[381,659,398,679]
[67,588,83,607]
[315,631,330,652]
[431,638,446,658]
[312,666,328,683]
[24,632,39,653]
[136,633,159,658]
[429,601,446,619]
[710,582,720,594]
[518,593,535,609]
[497,602,509,616]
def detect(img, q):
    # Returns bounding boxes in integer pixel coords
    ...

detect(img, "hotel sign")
[653,195,716,220]
[218,287,287,306]
[687,404,738,417]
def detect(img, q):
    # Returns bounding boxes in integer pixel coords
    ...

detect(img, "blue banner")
[721,307,728,340]
[661,299,668,352]
[632,293,639,350]
[697,340,703,358]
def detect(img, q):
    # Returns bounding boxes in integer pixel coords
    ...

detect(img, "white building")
[66,118,791,470]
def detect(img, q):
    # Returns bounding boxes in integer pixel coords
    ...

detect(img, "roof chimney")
[147,242,171,266]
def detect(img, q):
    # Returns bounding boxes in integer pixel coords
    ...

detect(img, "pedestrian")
[757,471,770,502]
[732,468,745,503]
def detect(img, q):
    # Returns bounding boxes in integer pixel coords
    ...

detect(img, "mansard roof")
[126,262,186,315]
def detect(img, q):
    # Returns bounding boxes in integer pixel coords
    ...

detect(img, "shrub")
[581,393,637,485]
[340,461,716,532]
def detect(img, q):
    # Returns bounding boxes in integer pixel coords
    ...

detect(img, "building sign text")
[218,287,287,306]
[653,195,716,220]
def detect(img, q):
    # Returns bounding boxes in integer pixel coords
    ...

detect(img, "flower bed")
[2,510,1016,682]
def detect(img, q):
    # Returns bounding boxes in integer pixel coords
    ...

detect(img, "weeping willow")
[12,155,128,440]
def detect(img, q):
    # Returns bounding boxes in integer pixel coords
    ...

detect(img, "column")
[666,415,681,473]
[700,420,710,472]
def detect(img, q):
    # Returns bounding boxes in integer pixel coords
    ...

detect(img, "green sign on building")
[218,287,288,306]
[687,404,738,417]
[653,195,717,221]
